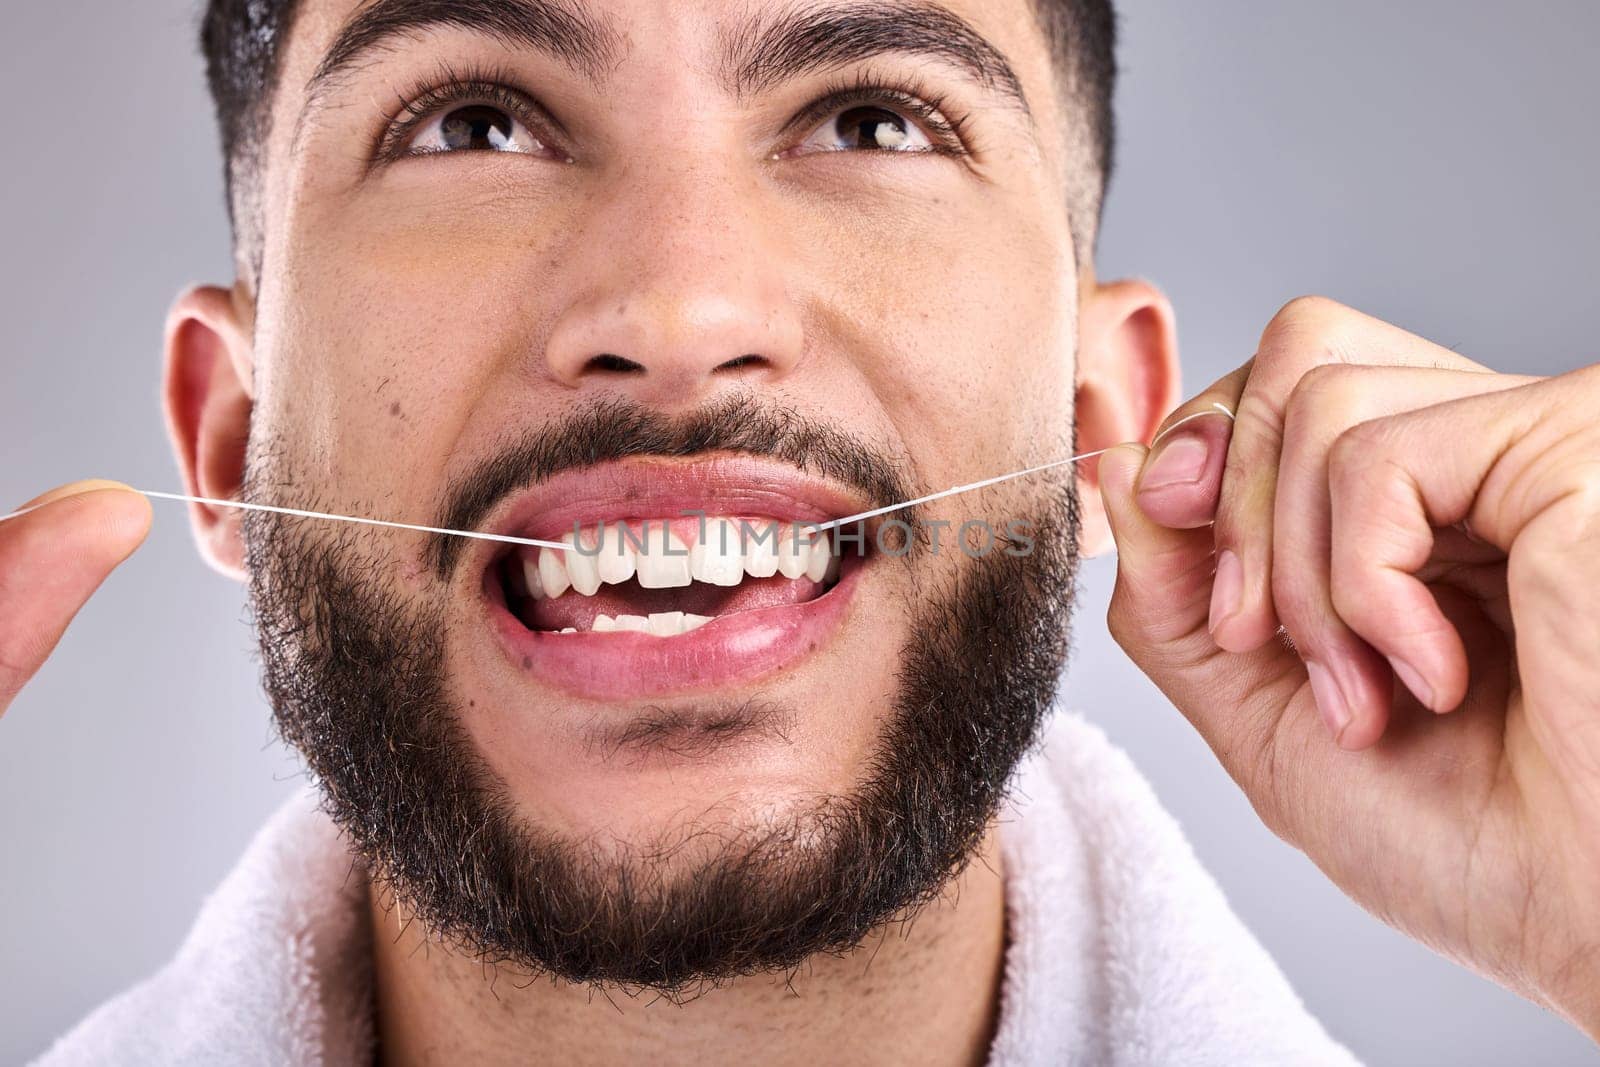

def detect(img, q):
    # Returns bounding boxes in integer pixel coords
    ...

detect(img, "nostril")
[585,353,646,375]
[715,354,767,374]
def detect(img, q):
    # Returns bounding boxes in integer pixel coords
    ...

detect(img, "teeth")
[635,525,693,589]
[537,547,570,599]
[648,612,713,637]
[592,614,651,633]
[587,612,712,637]
[805,535,834,582]
[776,529,810,580]
[648,611,686,637]
[744,524,780,579]
[597,523,637,586]
[519,517,845,603]
[564,531,603,596]
[690,518,745,587]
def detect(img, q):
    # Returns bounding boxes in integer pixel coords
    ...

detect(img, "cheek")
[264,193,560,514]
[802,186,1077,486]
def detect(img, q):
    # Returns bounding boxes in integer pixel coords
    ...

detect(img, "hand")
[1098,297,1600,1039]
[0,481,151,716]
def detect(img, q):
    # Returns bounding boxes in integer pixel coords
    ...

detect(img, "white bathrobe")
[36,712,1359,1066]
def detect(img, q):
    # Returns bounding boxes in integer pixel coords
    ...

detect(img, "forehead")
[277,0,1063,114]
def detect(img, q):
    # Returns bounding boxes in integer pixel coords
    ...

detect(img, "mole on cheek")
[390,402,402,417]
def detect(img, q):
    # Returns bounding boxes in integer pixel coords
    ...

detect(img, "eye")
[795,105,937,154]
[405,103,546,156]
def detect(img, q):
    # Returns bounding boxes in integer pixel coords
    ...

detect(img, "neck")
[369,830,1008,1067]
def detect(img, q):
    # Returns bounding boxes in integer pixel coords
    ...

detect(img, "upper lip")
[483,455,872,550]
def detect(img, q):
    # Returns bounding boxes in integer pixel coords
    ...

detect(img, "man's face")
[235,0,1089,985]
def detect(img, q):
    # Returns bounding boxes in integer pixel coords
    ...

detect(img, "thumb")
[0,481,153,715]
[1100,445,1304,792]
[1100,443,1220,660]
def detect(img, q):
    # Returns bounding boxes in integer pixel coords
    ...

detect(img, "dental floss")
[0,491,570,552]
[0,404,1235,550]
[815,402,1236,532]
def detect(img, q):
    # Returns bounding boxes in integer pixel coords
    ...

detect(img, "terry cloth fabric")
[37,712,1359,1066]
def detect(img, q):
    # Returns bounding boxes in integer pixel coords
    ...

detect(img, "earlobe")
[1073,279,1181,558]
[163,284,256,581]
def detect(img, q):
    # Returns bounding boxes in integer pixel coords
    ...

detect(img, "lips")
[475,457,872,700]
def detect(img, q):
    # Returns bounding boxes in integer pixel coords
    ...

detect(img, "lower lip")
[484,566,863,701]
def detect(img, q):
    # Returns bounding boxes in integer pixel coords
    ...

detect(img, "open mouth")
[499,517,845,637]
[476,459,872,700]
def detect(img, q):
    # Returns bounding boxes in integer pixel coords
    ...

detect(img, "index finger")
[0,483,152,715]
[1202,298,1494,655]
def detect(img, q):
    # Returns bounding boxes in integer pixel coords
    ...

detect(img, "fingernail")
[1387,655,1435,711]
[1209,550,1242,634]
[1305,661,1352,741]
[1140,434,1209,492]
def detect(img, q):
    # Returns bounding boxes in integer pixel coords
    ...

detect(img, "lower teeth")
[589,612,713,637]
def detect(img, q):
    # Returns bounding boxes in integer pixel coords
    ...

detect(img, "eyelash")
[783,72,975,158]
[375,64,558,163]
[372,65,976,164]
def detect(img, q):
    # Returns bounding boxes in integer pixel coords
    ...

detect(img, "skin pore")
[162,1,1179,1063]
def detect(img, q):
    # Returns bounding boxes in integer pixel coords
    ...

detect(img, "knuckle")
[1275,293,1346,323]
[1261,294,1347,348]
[1258,295,1358,375]
[1326,418,1389,491]
[1288,362,1367,416]
[1573,361,1600,391]
[1224,392,1285,468]
[1282,364,1371,461]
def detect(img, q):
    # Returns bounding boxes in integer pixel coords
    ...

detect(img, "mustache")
[429,394,924,580]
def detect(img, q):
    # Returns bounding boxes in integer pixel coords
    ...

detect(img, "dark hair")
[201,0,1117,280]
[200,0,304,282]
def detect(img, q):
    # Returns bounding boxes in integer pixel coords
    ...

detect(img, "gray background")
[2,1,1596,1062]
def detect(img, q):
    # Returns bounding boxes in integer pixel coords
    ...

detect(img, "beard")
[244,395,1079,993]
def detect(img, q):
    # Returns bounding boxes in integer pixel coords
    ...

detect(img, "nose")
[542,168,804,409]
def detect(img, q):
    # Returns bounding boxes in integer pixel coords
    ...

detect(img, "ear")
[163,284,255,581]
[1075,279,1180,558]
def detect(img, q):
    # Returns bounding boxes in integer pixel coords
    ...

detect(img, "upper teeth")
[521,518,840,601]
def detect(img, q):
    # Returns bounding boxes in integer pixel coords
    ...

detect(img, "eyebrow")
[724,1,1031,116]
[302,0,1029,129]
[305,0,623,104]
